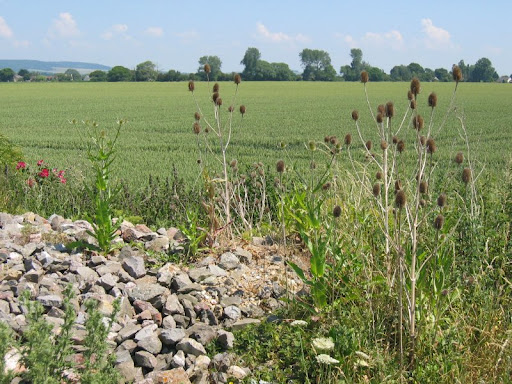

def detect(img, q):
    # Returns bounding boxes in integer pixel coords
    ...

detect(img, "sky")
[0,0,510,76]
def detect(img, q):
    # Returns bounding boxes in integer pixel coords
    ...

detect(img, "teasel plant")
[349,70,466,374]
[188,69,245,240]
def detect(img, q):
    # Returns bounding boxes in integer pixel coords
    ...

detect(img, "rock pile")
[0,212,299,383]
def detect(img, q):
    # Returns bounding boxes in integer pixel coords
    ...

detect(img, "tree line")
[0,48,505,83]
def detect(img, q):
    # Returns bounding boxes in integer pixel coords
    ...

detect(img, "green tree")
[17,69,30,81]
[89,70,107,82]
[271,62,296,81]
[367,66,390,81]
[457,60,470,81]
[350,48,364,73]
[65,68,83,81]
[197,55,222,80]
[107,66,133,82]
[470,57,498,82]
[0,68,15,82]
[299,48,336,81]
[407,63,425,80]
[434,68,451,82]
[241,47,261,80]
[390,65,412,81]
[135,60,158,82]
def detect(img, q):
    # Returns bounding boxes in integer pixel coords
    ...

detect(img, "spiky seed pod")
[455,152,464,165]
[234,73,241,84]
[385,102,394,118]
[352,110,359,121]
[230,159,238,168]
[410,77,421,96]
[276,160,285,173]
[426,138,436,154]
[419,180,428,194]
[204,64,211,73]
[213,83,219,93]
[330,136,338,145]
[392,135,399,144]
[216,97,223,106]
[205,127,209,133]
[373,183,381,197]
[188,80,195,92]
[333,205,342,218]
[279,141,286,148]
[397,140,405,153]
[197,159,201,164]
[420,199,427,207]
[361,70,369,83]
[462,168,472,184]
[452,65,463,82]
[434,214,445,230]
[410,99,417,110]
[212,92,219,103]
[308,141,316,151]
[395,180,402,191]
[395,190,406,209]
[322,182,331,191]
[407,90,414,101]
[437,193,447,208]
[376,171,382,180]
[239,105,246,115]
[193,122,201,135]
[377,104,385,115]
[228,105,234,112]
[376,113,383,124]
[419,136,426,146]
[380,140,388,150]
[428,92,437,108]
[365,140,372,150]
[344,133,352,145]
[194,112,201,121]
[324,136,330,144]
[413,115,424,130]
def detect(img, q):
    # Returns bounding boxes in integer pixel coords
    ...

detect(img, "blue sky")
[0,0,510,75]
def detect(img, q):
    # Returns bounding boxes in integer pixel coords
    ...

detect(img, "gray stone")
[0,300,10,314]
[173,314,190,328]
[145,236,170,252]
[162,315,176,329]
[176,338,207,356]
[116,360,138,383]
[171,350,186,368]
[134,350,158,369]
[171,273,193,291]
[116,322,141,343]
[122,256,146,279]
[223,305,241,321]
[137,333,162,355]
[116,348,133,364]
[211,352,235,373]
[220,296,241,307]
[76,266,98,282]
[96,261,122,276]
[227,365,250,380]
[195,355,211,371]
[96,273,118,291]
[230,318,261,330]
[134,324,158,342]
[218,252,240,270]
[188,267,213,283]
[160,328,186,346]
[36,251,54,267]
[234,247,253,264]
[163,294,184,316]
[117,339,138,354]
[217,330,234,350]
[36,294,62,308]
[157,263,181,286]
[187,323,217,346]
[23,269,44,283]
[126,283,169,308]
[177,283,203,294]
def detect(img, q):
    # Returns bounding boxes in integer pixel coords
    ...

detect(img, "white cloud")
[144,27,163,38]
[175,30,199,42]
[362,30,404,50]
[421,18,451,49]
[255,23,310,43]
[101,24,129,40]
[0,16,13,38]
[49,12,80,38]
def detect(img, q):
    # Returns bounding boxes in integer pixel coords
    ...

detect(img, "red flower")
[58,170,65,178]
[59,177,67,184]
[38,168,49,178]
[26,178,36,188]
[16,161,26,170]
[37,160,44,166]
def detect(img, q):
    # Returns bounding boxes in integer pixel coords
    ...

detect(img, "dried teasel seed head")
[434,214,445,230]
[413,115,424,130]
[330,136,338,145]
[395,190,406,209]
[397,140,405,153]
[322,182,331,191]
[188,80,195,92]
[373,183,381,197]
[365,140,372,150]
[230,159,238,168]
[212,92,219,103]
[437,193,447,208]
[333,205,342,218]
[197,159,201,164]
[376,113,383,124]
[344,133,352,145]
[234,73,241,84]
[204,127,209,133]
[385,101,394,118]
[308,141,316,151]
[395,180,402,191]
[376,171,382,180]
[324,136,330,143]
[228,105,234,112]
[194,112,201,121]
[407,90,414,101]
[420,199,427,207]
[380,140,388,150]
[462,167,472,184]
[392,135,399,144]
[377,104,385,115]
[213,83,220,93]
[240,105,246,115]
[360,70,369,83]
[455,152,464,165]
[426,138,436,154]
[410,99,417,110]
[419,180,428,194]
[276,160,285,173]
[452,65,463,82]
[410,77,421,96]
[193,122,201,135]
[351,110,359,121]
[204,64,211,73]
[428,92,437,108]
[216,97,223,106]
[419,136,426,146]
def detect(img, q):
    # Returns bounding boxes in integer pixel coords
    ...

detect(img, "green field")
[2,81,511,186]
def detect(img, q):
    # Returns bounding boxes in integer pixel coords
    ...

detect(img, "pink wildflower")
[38,168,49,178]
[16,161,26,170]
[37,160,44,166]
[26,178,35,188]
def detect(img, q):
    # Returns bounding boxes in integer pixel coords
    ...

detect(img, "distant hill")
[0,60,111,74]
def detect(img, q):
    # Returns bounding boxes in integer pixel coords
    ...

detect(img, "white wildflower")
[290,320,308,327]
[355,351,371,360]
[355,359,370,367]
[312,337,335,351]
[316,354,340,365]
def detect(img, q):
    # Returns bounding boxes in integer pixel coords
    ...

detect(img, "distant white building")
[497,75,511,83]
